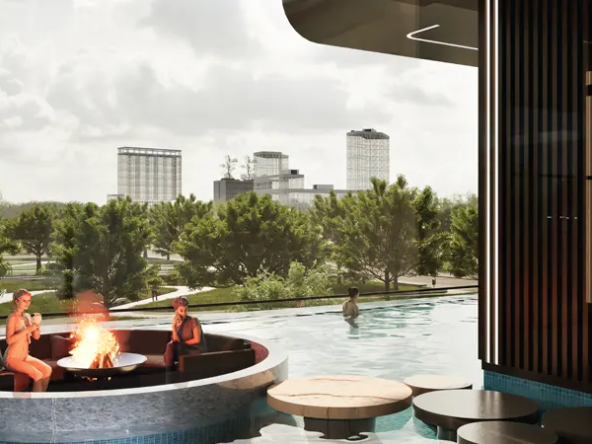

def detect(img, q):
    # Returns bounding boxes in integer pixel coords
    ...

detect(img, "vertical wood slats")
[489,0,590,386]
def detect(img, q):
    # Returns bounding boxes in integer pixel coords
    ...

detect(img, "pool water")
[203,295,481,443]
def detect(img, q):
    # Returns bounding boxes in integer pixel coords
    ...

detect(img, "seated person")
[3,289,52,392]
[342,286,360,321]
[164,296,208,371]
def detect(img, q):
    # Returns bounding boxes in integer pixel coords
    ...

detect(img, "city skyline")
[0,0,477,205]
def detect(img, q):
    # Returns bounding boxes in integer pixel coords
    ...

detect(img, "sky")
[0,0,477,204]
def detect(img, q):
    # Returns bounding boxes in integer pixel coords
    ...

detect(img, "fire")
[69,318,120,369]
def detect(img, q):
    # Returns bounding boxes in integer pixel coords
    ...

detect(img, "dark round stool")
[413,390,539,441]
[458,421,559,444]
[542,407,592,444]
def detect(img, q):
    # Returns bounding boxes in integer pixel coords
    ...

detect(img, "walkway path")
[115,286,214,310]
[0,286,214,308]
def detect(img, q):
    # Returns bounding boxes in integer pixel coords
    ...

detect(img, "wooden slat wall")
[487,0,592,387]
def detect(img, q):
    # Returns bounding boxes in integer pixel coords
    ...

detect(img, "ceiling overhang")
[282,0,478,67]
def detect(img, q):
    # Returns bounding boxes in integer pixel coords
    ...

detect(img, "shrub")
[232,262,332,311]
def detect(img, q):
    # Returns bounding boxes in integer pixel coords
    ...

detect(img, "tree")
[150,194,212,260]
[338,176,418,291]
[9,204,56,272]
[50,198,153,307]
[312,190,352,281]
[414,186,446,278]
[220,155,238,179]
[241,155,255,180]
[0,218,20,286]
[446,203,479,278]
[438,193,477,233]
[176,192,326,288]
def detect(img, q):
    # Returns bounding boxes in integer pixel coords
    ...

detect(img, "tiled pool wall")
[484,370,592,411]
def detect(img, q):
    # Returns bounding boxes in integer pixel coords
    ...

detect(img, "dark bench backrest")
[179,348,256,380]
[0,335,53,360]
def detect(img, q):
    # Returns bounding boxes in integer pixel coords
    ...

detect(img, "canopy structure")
[282,0,478,67]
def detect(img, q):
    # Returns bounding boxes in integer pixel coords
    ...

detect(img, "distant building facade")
[106,194,125,202]
[346,128,390,190]
[253,161,348,210]
[117,147,182,204]
[253,151,290,178]
[213,178,254,203]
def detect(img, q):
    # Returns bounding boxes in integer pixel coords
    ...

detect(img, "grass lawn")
[0,287,176,318]
[0,292,74,317]
[139,281,426,312]
[0,279,56,292]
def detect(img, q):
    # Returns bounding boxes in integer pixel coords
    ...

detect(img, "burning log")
[90,353,114,369]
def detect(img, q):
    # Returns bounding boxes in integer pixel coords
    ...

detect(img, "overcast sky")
[0,0,477,204]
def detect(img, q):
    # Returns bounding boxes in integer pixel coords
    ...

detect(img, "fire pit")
[57,352,147,378]
[56,318,146,379]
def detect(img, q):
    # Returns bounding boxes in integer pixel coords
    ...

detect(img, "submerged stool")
[457,421,559,444]
[267,375,412,440]
[542,407,592,444]
[403,374,472,397]
[413,390,539,441]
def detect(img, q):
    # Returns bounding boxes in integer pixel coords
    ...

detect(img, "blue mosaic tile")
[484,371,592,411]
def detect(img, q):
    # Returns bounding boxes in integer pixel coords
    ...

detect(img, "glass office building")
[346,128,390,191]
[117,147,182,205]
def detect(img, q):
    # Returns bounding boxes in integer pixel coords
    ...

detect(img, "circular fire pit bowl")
[57,352,148,378]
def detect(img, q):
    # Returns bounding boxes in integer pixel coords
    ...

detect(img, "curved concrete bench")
[403,374,472,397]
[267,375,412,439]
[542,407,592,444]
[413,390,539,441]
[457,421,559,444]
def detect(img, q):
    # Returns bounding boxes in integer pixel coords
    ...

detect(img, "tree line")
[0,176,477,307]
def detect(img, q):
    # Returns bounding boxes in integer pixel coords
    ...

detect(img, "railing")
[0,285,478,321]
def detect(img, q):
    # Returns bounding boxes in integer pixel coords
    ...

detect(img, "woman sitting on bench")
[2,289,52,392]
[164,296,208,371]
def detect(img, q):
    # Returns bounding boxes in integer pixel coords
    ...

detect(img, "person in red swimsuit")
[3,289,52,392]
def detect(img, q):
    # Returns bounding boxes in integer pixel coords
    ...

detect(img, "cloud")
[45,54,391,138]
[0,0,477,205]
[141,0,262,60]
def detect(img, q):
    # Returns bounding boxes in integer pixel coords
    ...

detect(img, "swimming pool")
[204,294,481,443]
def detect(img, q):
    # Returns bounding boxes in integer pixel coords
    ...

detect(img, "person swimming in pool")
[3,289,52,392]
[343,286,360,328]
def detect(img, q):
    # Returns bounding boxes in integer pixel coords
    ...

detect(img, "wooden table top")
[413,390,539,430]
[267,375,413,420]
[457,421,559,444]
[542,407,592,444]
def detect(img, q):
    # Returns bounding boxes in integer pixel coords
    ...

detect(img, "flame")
[69,318,120,368]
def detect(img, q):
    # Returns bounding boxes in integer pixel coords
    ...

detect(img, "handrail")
[0,285,478,320]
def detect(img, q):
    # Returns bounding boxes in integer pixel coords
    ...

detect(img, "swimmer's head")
[347,287,359,299]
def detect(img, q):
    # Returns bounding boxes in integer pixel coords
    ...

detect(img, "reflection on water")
[207,297,480,444]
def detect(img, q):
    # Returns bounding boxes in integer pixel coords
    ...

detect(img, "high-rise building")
[253,151,290,178]
[117,147,182,204]
[346,128,390,190]
[213,178,254,203]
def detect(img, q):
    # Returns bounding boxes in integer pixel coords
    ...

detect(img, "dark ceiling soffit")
[282,0,479,67]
